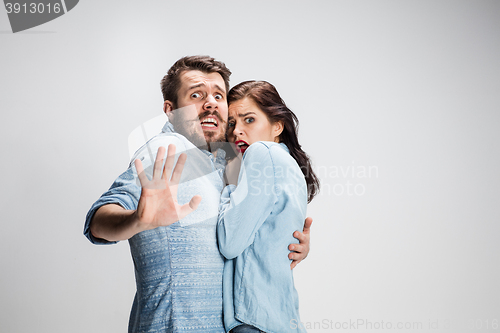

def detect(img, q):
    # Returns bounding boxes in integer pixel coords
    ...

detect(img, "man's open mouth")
[235,140,249,154]
[200,116,219,130]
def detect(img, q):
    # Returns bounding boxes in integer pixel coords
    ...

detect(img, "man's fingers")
[293,230,307,243]
[293,217,312,243]
[153,146,166,179]
[289,243,306,253]
[134,159,149,186]
[162,144,177,180]
[289,255,302,270]
[303,217,313,234]
[170,153,187,186]
[289,250,305,261]
[177,195,202,220]
[189,195,202,210]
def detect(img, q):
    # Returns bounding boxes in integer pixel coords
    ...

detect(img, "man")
[84,56,311,332]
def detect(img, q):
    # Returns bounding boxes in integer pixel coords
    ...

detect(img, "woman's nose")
[233,123,243,136]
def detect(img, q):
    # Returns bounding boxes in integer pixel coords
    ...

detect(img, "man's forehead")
[180,70,225,91]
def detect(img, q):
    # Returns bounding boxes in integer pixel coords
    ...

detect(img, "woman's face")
[227,97,282,154]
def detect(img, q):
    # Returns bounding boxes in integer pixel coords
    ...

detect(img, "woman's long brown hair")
[228,80,320,203]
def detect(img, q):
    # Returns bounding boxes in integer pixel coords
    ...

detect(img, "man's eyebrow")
[187,83,205,91]
[186,83,226,95]
[214,84,226,94]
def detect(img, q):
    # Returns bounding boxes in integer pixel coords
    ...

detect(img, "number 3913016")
[5,3,62,14]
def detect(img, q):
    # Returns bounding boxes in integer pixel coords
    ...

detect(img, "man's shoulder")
[148,131,192,150]
[129,131,194,165]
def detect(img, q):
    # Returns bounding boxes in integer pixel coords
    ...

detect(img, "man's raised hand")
[134,144,202,230]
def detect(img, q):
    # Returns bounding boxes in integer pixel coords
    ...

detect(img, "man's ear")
[163,100,174,116]
[273,121,284,142]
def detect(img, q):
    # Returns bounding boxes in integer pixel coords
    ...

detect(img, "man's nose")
[203,95,218,110]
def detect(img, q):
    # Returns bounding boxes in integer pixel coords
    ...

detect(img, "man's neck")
[206,141,224,156]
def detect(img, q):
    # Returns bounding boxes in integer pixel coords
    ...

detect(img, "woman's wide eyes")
[215,94,223,100]
[227,117,254,128]
[191,92,201,98]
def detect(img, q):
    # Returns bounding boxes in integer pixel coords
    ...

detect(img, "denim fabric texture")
[218,142,308,333]
[230,324,265,333]
[84,121,226,333]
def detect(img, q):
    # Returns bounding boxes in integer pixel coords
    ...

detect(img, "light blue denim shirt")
[84,121,227,333]
[217,142,308,333]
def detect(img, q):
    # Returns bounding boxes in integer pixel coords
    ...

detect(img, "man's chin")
[203,130,226,144]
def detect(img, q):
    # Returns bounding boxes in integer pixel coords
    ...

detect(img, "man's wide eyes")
[190,92,223,99]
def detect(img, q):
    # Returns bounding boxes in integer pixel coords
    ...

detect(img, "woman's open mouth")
[235,140,249,154]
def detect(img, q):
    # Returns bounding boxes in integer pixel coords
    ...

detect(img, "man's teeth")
[201,118,218,127]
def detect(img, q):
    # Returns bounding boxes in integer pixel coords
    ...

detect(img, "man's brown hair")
[161,55,231,108]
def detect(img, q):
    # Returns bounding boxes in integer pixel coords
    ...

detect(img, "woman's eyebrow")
[238,112,256,117]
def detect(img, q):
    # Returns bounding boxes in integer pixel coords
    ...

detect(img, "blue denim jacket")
[84,121,227,333]
[217,142,307,333]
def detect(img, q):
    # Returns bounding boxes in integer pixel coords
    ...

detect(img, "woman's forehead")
[229,97,259,116]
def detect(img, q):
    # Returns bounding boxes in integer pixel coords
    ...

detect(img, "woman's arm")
[217,143,278,259]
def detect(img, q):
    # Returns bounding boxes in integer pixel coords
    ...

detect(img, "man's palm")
[134,145,201,229]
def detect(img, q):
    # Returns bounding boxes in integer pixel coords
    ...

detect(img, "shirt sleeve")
[83,167,141,245]
[83,135,185,245]
[217,142,278,259]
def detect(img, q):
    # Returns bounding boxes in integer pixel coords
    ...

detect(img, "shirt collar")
[279,142,289,153]
[161,120,175,134]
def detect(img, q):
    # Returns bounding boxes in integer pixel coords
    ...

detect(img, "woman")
[217,81,320,333]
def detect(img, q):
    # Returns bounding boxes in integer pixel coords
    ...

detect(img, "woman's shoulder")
[244,142,294,165]
[244,141,283,156]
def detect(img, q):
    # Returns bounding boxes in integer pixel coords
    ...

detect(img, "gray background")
[1,0,499,332]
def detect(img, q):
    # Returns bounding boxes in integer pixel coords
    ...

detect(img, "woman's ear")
[273,121,284,142]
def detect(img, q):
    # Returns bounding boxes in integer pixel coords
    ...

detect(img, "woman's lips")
[235,140,249,153]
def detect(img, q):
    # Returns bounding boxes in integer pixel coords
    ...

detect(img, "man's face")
[165,70,228,145]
